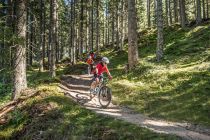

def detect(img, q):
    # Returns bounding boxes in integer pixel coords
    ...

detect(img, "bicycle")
[89,76,112,108]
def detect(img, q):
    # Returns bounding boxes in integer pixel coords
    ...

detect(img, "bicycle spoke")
[98,86,112,108]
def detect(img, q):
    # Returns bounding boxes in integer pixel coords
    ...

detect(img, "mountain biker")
[89,51,96,60]
[86,51,96,74]
[86,55,94,74]
[90,57,112,90]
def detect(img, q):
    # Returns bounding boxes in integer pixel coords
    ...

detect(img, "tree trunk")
[147,0,151,28]
[156,0,164,62]
[207,0,209,19]
[194,0,197,20]
[91,0,94,51]
[112,2,115,48]
[29,7,33,66]
[173,0,178,23]
[120,0,125,50]
[116,1,120,50]
[153,0,157,27]
[43,0,46,68]
[73,0,76,64]
[202,0,206,19]
[169,0,172,25]
[39,0,44,72]
[88,1,92,51]
[107,4,110,45]
[105,1,109,46]
[127,0,139,70]
[196,0,202,24]
[179,0,186,28]
[96,0,99,53]
[50,0,56,77]
[165,0,169,26]
[13,0,27,100]
[60,24,64,60]
[69,1,73,61]
[79,0,84,57]
[55,3,59,63]
[86,0,89,52]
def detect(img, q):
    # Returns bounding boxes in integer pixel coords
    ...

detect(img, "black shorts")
[94,74,103,81]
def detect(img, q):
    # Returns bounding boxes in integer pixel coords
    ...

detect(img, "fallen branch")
[0,89,39,119]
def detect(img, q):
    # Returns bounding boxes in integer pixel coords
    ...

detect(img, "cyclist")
[90,57,112,91]
[86,51,97,74]
[86,55,94,74]
[89,51,96,60]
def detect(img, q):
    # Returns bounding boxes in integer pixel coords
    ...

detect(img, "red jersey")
[96,63,109,75]
[90,54,94,59]
[86,58,93,64]
[90,53,95,59]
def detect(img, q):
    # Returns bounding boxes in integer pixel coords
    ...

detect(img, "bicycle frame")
[90,76,108,94]
[90,76,112,108]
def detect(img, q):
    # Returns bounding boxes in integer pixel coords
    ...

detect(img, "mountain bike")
[90,76,112,108]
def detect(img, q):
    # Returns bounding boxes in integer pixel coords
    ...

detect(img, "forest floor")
[1,22,210,139]
[0,69,180,139]
[60,74,210,140]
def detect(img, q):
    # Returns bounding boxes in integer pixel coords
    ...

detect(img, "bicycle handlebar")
[100,76,110,85]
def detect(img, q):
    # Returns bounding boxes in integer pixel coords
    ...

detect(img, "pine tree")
[50,0,57,77]
[13,0,27,100]
[196,0,202,24]
[156,0,164,62]
[127,0,139,70]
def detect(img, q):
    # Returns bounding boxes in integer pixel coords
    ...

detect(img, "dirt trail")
[60,74,210,140]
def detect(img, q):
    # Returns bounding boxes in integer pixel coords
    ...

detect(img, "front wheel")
[98,86,112,108]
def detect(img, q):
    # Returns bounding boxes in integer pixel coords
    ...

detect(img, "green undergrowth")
[103,24,210,126]
[0,65,66,107]
[0,69,12,107]
[0,65,180,139]
[0,78,179,139]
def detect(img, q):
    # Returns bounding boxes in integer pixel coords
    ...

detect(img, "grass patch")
[0,84,179,139]
[0,83,12,106]
[0,64,180,139]
[0,65,65,107]
[104,24,210,127]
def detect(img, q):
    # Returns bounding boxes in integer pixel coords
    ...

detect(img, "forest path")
[59,74,210,140]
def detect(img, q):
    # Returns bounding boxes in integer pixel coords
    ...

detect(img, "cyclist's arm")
[105,67,112,79]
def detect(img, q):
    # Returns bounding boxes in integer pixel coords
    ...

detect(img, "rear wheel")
[98,86,112,108]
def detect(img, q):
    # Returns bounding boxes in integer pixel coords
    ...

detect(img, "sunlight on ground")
[107,24,210,127]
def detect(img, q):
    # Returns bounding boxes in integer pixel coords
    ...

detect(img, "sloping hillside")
[104,23,210,126]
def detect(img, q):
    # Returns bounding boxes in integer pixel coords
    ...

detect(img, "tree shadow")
[142,71,210,126]
[0,94,178,140]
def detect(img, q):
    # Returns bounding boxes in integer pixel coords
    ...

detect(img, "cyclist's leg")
[90,74,99,89]
[99,75,103,82]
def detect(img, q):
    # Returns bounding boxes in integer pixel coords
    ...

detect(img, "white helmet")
[102,57,109,64]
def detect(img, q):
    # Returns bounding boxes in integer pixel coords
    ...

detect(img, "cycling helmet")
[102,57,109,64]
